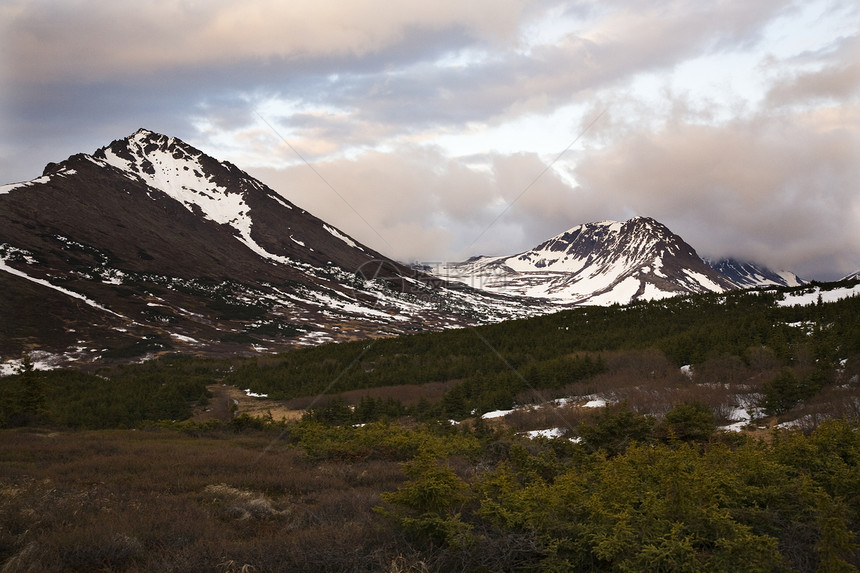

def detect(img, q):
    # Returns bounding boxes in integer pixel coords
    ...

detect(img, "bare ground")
[193,384,304,423]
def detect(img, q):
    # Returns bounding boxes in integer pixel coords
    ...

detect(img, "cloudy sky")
[2,0,858,279]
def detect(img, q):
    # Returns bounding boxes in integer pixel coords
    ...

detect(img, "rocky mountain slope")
[1,128,816,370]
[435,217,737,305]
[0,129,540,367]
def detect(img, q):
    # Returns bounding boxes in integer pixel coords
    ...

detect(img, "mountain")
[435,217,736,305]
[0,128,829,371]
[705,258,805,288]
[842,270,860,282]
[0,129,539,368]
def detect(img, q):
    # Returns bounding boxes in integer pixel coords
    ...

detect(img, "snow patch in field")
[523,428,565,439]
[482,408,516,419]
[0,361,21,376]
[0,350,87,377]
[719,406,753,432]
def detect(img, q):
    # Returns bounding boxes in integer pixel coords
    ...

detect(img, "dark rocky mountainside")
[0,129,811,370]
[0,129,531,367]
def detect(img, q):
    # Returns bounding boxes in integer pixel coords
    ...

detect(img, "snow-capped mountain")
[436,217,736,305]
[704,258,805,288]
[0,129,541,367]
[841,270,860,282]
[0,128,827,370]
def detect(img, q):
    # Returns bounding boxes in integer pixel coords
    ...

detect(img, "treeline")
[1,281,858,429]
[0,356,216,429]
[226,282,860,419]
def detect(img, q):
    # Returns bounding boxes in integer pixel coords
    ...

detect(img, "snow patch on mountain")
[681,270,724,292]
[0,256,122,317]
[97,130,321,268]
[705,258,804,288]
[99,130,246,227]
[323,224,362,250]
[1,166,80,195]
[776,284,860,307]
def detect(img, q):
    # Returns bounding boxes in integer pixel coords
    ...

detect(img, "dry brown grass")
[196,384,305,423]
[502,349,790,432]
[777,383,860,432]
[0,427,408,572]
[284,380,459,410]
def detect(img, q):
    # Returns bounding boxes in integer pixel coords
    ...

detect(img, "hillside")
[3,279,858,431]
[0,129,542,367]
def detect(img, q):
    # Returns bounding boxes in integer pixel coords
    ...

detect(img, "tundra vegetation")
[1,280,858,571]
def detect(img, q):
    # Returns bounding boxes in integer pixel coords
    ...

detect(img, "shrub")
[576,403,655,456]
[378,452,473,548]
[656,402,716,443]
[760,369,824,416]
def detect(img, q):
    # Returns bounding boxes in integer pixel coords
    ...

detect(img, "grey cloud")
[0,0,797,177]
[766,33,860,106]
[1,0,524,85]
[247,144,596,262]
[574,110,860,279]
[258,0,796,144]
[2,0,857,281]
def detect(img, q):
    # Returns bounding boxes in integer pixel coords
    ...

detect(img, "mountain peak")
[4,129,528,366]
[87,128,384,273]
[439,216,734,304]
[94,129,203,172]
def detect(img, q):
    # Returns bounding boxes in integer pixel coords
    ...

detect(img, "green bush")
[657,402,716,443]
[760,369,825,416]
[577,403,655,456]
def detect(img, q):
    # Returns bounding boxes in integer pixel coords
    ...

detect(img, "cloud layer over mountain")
[2,0,858,278]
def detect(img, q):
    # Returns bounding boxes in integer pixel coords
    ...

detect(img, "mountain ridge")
[704,257,805,288]
[0,128,819,369]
